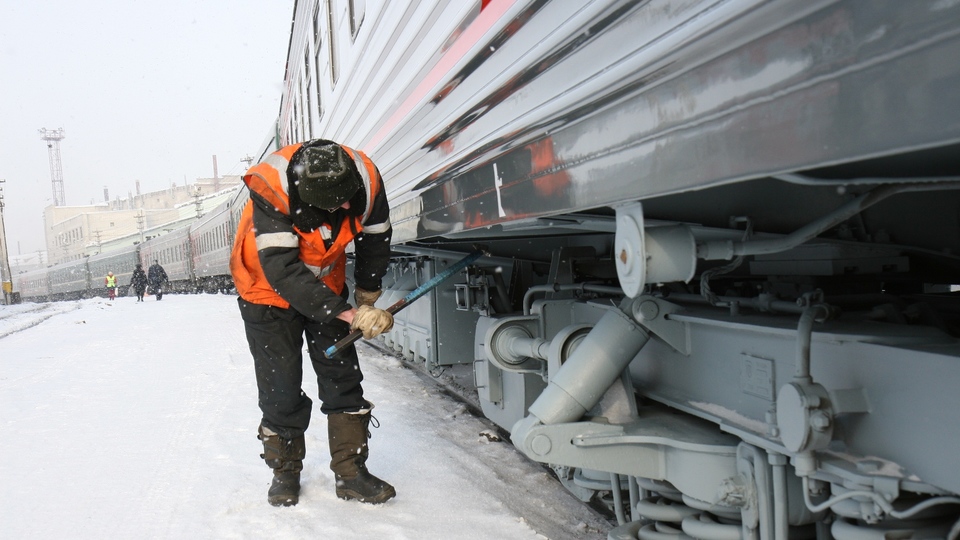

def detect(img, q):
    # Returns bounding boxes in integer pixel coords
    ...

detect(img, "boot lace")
[367,414,381,438]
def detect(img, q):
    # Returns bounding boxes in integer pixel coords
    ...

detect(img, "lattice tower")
[39,127,66,206]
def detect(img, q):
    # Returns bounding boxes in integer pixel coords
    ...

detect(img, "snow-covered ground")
[0,295,611,539]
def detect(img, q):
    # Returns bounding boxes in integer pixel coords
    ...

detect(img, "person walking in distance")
[105,271,118,300]
[230,139,395,507]
[130,263,148,302]
[147,260,168,300]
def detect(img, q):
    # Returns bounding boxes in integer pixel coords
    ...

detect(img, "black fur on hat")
[289,140,361,210]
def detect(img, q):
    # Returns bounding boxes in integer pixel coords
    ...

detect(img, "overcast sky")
[0,1,294,259]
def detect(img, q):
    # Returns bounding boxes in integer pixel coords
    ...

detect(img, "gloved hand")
[354,287,383,308]
[350,305,394,339]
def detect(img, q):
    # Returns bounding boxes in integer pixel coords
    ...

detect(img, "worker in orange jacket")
[230,139,394,507]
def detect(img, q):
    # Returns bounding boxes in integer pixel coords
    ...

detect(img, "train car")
[15,267,51,302]
[190,200,233,293]
[190,188,248,294]
[277,1,960,538]
[47,258,90,301]
[138,226,193,294]
[87,245,140,297]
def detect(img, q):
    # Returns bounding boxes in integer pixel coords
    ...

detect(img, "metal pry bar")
[324,249,485,358]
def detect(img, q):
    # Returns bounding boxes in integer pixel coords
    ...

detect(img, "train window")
[314,57,324,122]
[313,1,321,47]
[292,100,300,142]
[301,65,310,139]
[313,3,325,122]
[348,0,364,39]
[300,90,307,142]
[304,49,313,139]
[327,0,338,85]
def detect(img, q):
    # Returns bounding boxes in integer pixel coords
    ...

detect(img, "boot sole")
[269,495,299,507]
[336,486,396,504]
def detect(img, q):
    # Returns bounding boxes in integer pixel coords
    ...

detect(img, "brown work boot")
[258,424,305,507]
[327,403,396,504]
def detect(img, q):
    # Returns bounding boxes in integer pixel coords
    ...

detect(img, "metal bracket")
[629,295,691,355]
[515,409,740,504]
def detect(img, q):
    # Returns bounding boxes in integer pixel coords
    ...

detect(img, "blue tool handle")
[324,250,483,358]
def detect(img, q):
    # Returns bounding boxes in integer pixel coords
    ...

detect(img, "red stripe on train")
[363,0,518,152]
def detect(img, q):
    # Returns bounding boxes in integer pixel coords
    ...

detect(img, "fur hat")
[291,142,361,211]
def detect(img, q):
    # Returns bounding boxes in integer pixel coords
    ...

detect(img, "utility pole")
[136,209,145,244]
[193,185,204,219]
[0,179,14,304]
[212,154,220,192]
[39,128,67,206]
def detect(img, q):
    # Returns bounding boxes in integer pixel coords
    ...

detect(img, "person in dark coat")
[230,140,394,507]
[147,260,168,300]
[130,264,148,302]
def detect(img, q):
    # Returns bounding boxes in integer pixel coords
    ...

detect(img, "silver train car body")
[279,0,960,538]
[15,187,252,301]
[190,198,243,294]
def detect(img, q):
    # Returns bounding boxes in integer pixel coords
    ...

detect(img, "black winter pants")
[238,298,366,440]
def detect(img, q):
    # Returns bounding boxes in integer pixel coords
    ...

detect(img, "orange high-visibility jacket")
[229,142,388,310]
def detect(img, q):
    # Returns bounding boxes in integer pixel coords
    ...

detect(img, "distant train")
[15,188,248,301]
[20,1,960,538]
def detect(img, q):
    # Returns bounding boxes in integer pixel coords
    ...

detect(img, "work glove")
[350,305,394,339]
[354,287,383,308]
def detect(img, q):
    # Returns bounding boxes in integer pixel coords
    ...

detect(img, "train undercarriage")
[364,171,960,539]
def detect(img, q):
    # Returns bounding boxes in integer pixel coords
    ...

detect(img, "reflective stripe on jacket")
[229,143,384,308]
